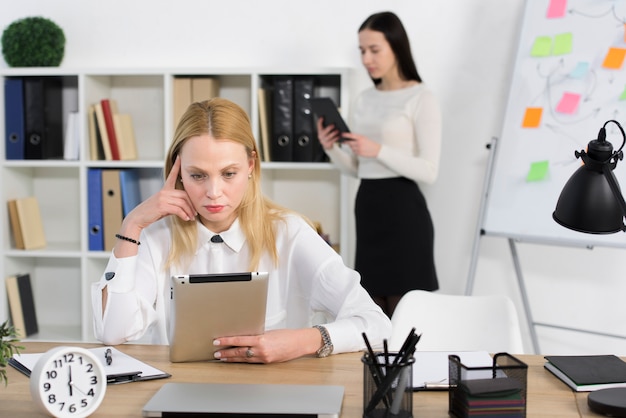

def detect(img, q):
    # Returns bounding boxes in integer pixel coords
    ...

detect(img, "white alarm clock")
[30,346,107,417]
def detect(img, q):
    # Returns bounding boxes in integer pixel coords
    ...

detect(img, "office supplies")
[23,76,63,160]
[105,348,112,365]
[413,351,494,390]
[101,169,123,251]
[5,273,38,338]
[87,168,104,251]
[309,97,351,141]
[293,76,315,162]
[4,77,25,160]
[142,382,344,417]
[169,272,269,362]
[363,329,420,414]
[544,355,626,392]
[271,76,294,161]
[9,346,170,384]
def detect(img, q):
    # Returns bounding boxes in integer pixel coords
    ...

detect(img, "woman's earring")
[248,174,252,179]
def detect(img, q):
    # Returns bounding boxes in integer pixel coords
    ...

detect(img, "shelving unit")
[1,67,352,342]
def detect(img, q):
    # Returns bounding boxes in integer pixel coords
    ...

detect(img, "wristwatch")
[313,325,334,358]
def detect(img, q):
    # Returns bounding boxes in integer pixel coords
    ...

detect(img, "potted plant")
[0,320,22,385]
[1,16,65,67]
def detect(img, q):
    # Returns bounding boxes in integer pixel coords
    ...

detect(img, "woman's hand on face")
[124,155,197,230]
[316,117,342,150]
[213,329,318,364]
[341,133,381,158]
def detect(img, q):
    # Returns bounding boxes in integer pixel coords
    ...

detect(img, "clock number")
[81,399,88,407]
[90,375,98,385]
[48,394,57,404]
[86,363,93,373]
[46,370,58,379]
[68,404,77,413]
[88,388,95,397]
[43,382,51,391]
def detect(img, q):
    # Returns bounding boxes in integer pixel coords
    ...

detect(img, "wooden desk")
[0,342,602,417]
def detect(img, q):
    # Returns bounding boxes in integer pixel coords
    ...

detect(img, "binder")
[119,169,142,216]
[23,77,63,160]
[4,77,25,160]
[292,77,315,162]
[102,169,123,251]
[5,273,38,338]
[87,168,104,251]
[173,77,192,131]
[271,77,293,161]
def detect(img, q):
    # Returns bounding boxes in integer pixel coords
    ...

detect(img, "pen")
[105,348,113,365]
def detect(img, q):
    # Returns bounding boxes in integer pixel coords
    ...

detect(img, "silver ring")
[245,348,254,358]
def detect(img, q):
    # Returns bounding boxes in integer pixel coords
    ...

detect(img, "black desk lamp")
[553,119,626,417]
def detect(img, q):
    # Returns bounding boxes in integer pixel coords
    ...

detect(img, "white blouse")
[326,83,442,185]
[91,214,391,354]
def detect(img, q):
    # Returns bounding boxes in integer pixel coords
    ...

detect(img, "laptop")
[169,272,269,363]
[142,382,344,417]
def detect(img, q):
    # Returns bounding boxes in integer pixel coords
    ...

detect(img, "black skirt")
[355,177,438,296]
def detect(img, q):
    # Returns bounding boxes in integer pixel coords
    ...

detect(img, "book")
[257,87,271,162]
[94,102,113,160]
[113,113,138,160]
[4,77,25,160]
[5,273,38,338]
[101,169,123,251]
[7,196,46,250]
[544,355,626,392]
[100,99,121,160]
[173,77,192,131]
[9,346,170,384]
[63,111,80,160]
[87,104,104,160]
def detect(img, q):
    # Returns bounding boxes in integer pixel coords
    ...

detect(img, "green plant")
[1,16,65,67]
[0,320,23,386]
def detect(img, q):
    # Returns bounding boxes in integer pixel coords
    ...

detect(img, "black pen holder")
[362,352,414,418]
[448,352,528,418]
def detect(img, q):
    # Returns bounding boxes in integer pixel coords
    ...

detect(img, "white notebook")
[142,382,344,417]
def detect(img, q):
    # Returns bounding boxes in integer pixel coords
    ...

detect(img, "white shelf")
[1,67,351,342]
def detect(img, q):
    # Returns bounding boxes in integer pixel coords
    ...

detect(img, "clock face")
[30,346,107,418]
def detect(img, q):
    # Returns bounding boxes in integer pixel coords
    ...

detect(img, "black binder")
[24,77,63,159]
[271,77,293,161]
[293,77,315,162]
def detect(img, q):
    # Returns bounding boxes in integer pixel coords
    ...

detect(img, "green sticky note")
[531,36,552,57]
[553,33,573,55]
[620,85,626,100]
[527,161,549,182]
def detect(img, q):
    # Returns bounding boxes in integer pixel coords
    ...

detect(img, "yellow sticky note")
[531,36,552,57]
[527,161,549,182]
[553,33,572,55]
[602,47,626,69]
[522,107,543,128]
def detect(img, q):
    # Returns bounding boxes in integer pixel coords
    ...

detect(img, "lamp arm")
[601,163,626,231]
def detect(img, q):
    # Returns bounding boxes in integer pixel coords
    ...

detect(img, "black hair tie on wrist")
[115,234,140,245]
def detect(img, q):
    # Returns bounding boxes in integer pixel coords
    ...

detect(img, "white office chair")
[389,290,525,354]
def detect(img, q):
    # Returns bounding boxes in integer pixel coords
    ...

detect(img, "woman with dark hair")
[317,11,442,317]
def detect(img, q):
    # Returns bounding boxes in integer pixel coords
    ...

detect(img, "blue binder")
[87,168,104,251]
[4,77,25,160]
[119,169,142,217]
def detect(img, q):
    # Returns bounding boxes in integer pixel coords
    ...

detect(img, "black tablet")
[309,97,351,139]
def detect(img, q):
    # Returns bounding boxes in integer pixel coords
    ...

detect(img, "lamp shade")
[553,165,624,234]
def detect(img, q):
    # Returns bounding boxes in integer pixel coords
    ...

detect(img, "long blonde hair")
[164,98,289,270]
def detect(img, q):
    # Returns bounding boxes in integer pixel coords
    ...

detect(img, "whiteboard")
[484,0,626,248]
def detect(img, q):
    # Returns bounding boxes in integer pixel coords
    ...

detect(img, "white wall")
[4,0,626,355]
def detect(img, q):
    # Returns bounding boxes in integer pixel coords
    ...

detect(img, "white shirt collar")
[196,218,246,253]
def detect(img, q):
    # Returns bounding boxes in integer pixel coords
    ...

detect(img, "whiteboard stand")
[465,137,541,354]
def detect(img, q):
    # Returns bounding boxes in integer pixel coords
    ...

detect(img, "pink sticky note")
[547,0,567,18]
[556,92,581,114]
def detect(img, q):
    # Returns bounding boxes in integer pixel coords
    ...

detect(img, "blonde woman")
[92,98,390,363]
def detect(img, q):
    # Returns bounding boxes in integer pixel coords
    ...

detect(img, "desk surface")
[0,342,602,417]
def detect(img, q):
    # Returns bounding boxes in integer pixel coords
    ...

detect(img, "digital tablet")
[309,97,352,141]
[169,272,269,363]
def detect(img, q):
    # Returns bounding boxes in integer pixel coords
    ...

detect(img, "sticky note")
[553,33,573,55]
[602,47,626,69]
[522,107,543,128]
[570,62,589,79]
[531,37,552,57]
[620,85,626,100]
[526,161,549,182]
[556,92,581,114]
[547,0,567,18]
